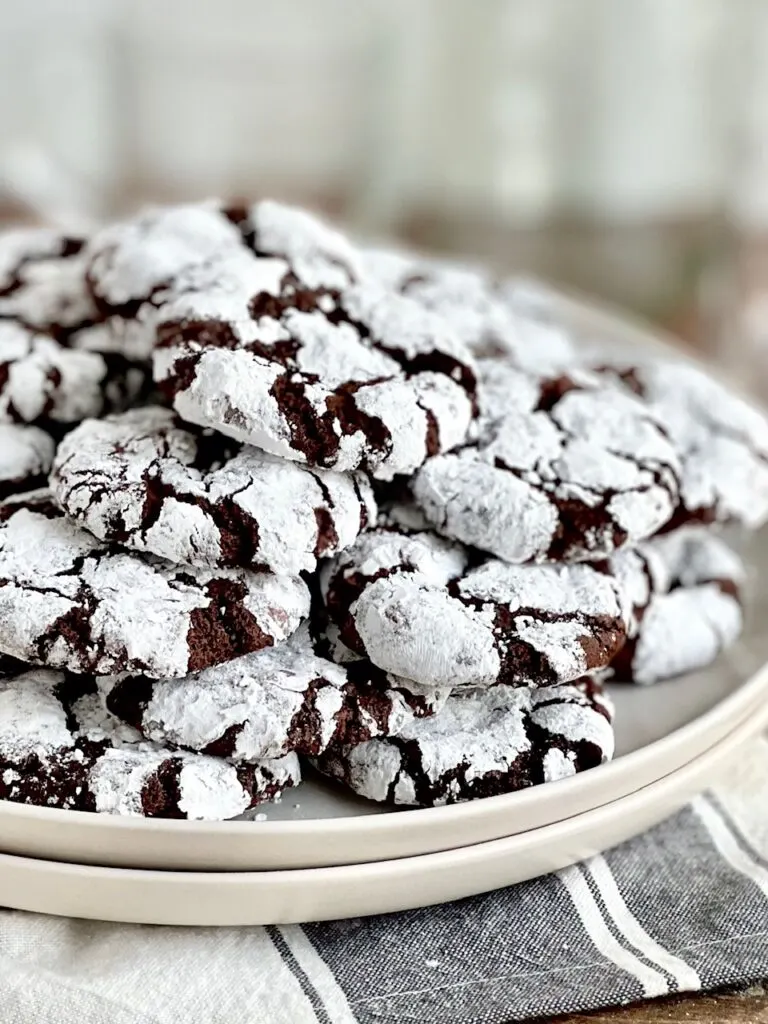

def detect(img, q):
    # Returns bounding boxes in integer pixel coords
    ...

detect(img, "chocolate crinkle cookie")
[0,227,93,334]
[0,319,147,430]
[85,198,364,362]
[361,247,576,373]
[319,504,629,690]
[84,202,245,361]
[605,542,670,638]
[0,423,55,501]
[0,491,309,678]
[0,662,299,818]
[411,360,681,564]
[314,677,614,807]
[609,530,745,685]
[101,625,450,762]
[150,200,477,479]
[595,359,768,531]
[50,406,377,575]
[0,228,152,426]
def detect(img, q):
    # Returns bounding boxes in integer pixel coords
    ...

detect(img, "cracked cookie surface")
[362,247,576,372]
[0,491,309,678]
[51,407,376,575]
[319,505,628,689]
[150,201,477,479]
[0,662,299,817]
[101,625,450,762]
[412,361,681,564]
[314,677,614,806]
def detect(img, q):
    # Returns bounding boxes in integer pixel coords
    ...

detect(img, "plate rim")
[0,649,764,841]
[0,695,763,926]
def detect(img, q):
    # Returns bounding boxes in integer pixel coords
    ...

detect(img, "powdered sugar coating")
[362,247,576,373]
[102,625,450,762]
[243,198,364,290]
[152,203,476,480]
[611,530,745,685]
[51,407,376,575]
[0,424,55,500]
[314,679,614,806]
[607,543,670,638]
[0,319,146,428]
[0,227,71,289]
[0,664,299,818]
[0,491,310,678]
[598,360,768,530]
[413,361,681,563]
[320,508,628,689]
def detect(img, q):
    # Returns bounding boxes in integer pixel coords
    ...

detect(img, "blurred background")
[2,0,768,383]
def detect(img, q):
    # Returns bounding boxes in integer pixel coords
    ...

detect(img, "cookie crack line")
[138,472,268,572]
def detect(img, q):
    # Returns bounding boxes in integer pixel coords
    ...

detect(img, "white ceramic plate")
[1,562,765,873]
[0,699,764,927]
[0,293,765,872]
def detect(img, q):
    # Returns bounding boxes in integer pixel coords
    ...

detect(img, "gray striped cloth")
[2,740,768,1024]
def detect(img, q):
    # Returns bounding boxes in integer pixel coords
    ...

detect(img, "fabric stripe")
[693,796,768,900]
[708,738,768,861]
[303,869,638,1023]
[266,926,327,1024]
[275,926,359,1024]
[599,802,768,987]
[579,867,682,990]
[557,864,670,997]
[709,794,768,870]
[584,854,701,991]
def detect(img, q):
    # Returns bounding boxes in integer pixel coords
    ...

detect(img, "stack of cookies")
[0,201,766,817]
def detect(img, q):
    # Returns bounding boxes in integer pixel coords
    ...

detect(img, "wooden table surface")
[545,984,768,1022]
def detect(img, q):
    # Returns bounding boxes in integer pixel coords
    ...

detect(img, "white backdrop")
[0,0,766,228]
